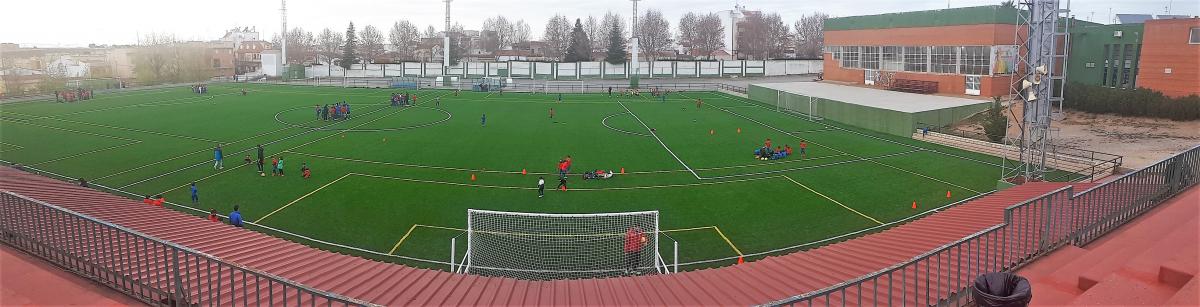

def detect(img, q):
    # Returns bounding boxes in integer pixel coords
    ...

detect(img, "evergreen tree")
[982,96,1008,143]
[605,23,628,64]
[564,19,592,62]
[340,22,358,70]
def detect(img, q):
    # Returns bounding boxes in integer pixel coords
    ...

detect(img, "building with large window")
[823,5,1024,97]
[825,6,1199,99]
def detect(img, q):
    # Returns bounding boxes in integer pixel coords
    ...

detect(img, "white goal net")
[459,209,666,280]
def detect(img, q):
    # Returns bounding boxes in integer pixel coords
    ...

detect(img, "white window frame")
[1190,27,1200,44]
[965,75,981,96]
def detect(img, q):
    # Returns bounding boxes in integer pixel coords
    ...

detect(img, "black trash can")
[972,272,1032,307]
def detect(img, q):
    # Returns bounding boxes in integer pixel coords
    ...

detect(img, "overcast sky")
[3,0,1196,47]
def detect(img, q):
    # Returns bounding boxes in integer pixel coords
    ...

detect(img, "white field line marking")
[695,94,981,193]
[0,118,141,142]
[93,124,306,181]
[119,104,396,190]
[783,175,884,225]
[288,150,854,177]
[0,142,25,153]
[149,91,453,193]
[600,112,651,137]
[357,172,774,191]
[709,91,1003,168]
[48,92,237,117]
[6,112,220,143]
[29,141,143,167]
[702,150,920,180]
[617,101,702,180]
[254,173,354,223]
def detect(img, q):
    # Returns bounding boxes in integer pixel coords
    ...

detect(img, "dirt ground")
[955,101,1200,170]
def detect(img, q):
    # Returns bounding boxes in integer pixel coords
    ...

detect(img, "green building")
[1066,23,1144,89]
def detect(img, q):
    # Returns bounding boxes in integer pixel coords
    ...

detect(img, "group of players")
[390,92,417,107]
[754,138,808,160]
[191,84,209,94]
[54,88,94,102]
[316,102,351,121]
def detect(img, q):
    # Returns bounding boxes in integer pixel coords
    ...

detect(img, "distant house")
[687,49,733,61]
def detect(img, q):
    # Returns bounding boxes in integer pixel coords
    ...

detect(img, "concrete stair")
[912,131,1110,180]
[1021,187,1200,306]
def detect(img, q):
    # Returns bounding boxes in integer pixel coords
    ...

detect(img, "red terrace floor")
[0,166,1090,305]
[1019,186,1200,306]
[1,243,146,306]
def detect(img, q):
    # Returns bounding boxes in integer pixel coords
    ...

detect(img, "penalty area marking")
[782,175,884,225]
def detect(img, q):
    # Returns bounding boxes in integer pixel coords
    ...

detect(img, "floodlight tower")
[1005,0,1071,183]
[443,0,453,86]
[280,0,288,78]
[630,0,641,89]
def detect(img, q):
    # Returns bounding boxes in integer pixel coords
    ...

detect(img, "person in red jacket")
[143,195,155,206]
[207,209,221,222]
[624,227,648,275]
[154,195,166,207]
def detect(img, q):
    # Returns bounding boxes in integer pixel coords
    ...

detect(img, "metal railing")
[0,190,376,307]
[916,127,1124,182]
[765,144,1199,306]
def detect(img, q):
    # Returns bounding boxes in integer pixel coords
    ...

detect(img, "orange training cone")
[522,169,527,175]
[560,186,567,191]
[737,256,744,265]
[946,190,952,198]
[912,201,917,209]
[620,167,625,174]
[470,173,476,181]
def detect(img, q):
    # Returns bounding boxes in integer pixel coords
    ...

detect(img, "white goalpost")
[456,209,673,280]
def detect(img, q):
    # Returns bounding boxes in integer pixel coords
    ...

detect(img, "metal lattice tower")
[1006,0,1071,183]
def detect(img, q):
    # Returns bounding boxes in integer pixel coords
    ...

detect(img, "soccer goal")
[543,81,585,94]
[776,91,825,121]
[455,209,674,280]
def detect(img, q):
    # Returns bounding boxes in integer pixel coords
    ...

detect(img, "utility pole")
[280,0,288,79]
[443,0,453,86]
[630,0,641,89]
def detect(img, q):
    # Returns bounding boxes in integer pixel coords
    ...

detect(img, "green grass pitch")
[0,83,1082,271]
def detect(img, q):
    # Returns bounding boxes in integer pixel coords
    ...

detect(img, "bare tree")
[389,20,420,60]
[635,9,672,60]
[600,12,627,40]
[482,15,515,51]
[543,14,572,60]
[737,12,769,59]
[513,20,532,43]
[358,25,386,68]
[316,28,344,75]
[693,13,726,60]
[423,25,438,39]
[794,12,828,59]
[678,12,699,53]
[277,27,315,64]
[584,15,603,52]
[766,13,791,59]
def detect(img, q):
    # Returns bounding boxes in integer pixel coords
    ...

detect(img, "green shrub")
[1064,82,1200,121]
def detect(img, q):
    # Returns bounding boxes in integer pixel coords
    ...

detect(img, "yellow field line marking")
[387,224,728,255]
[712,226,743,256]
[661,226,715,233]
[254,173,353,223]
[389,224,421,254]
[783,175,885,225]
[29,141,143,167]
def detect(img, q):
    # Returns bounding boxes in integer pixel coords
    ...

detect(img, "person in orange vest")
[154,195,166,207]
[799,140,808,158]
[624,226,649,275]
[208,209,221,222]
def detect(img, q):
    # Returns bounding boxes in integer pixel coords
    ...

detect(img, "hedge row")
[1064,83,1200,121]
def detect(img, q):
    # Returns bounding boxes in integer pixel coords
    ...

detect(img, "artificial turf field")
[0,83,1082,271]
